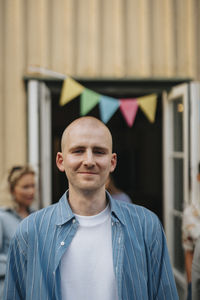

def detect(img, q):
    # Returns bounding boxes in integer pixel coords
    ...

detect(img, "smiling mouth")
[78,172,97,175]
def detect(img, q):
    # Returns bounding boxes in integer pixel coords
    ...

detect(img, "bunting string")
[59,76,158,126]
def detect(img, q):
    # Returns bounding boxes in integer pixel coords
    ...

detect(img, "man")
[4,116,178,299]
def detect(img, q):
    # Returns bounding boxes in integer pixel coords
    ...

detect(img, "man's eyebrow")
[69,145,109,152]
[93,146,109,152]
[69,145,85,151]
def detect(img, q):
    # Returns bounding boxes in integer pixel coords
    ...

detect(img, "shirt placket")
[111,216,124,300]
[54,218,79,300]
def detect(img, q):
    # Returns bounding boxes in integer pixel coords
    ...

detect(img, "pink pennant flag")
[119,99,139,127]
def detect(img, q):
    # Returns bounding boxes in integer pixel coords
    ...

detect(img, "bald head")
[56,116,117,199]
[61,117,113,152]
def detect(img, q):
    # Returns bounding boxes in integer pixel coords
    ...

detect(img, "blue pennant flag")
[99,96,120,123]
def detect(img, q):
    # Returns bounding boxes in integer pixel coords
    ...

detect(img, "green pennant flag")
[80,88,100,115]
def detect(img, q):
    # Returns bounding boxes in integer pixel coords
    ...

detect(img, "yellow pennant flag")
[137,94,157,123]
[59,77,84,106]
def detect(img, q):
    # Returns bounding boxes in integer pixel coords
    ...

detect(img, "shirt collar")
[55,190,126,226]
[108,192,126,225]
[55,191,75,225]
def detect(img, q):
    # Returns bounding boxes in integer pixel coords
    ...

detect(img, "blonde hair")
[0,165,35,209]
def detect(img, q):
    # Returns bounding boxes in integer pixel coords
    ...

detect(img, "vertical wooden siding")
[0,0,199,178]
[0,0,4,176]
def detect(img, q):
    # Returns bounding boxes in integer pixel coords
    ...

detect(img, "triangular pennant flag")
[59,77,84,106]
[99,96,120,123]
[80,88,100,115]
[119,99,139,127]
[137,94,157,123]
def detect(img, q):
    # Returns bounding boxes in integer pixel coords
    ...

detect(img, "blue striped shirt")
[4,192,178,299]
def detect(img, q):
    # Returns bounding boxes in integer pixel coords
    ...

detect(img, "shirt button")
[72,219,76,224]
[112,222,114,226]
[61,241,65,246]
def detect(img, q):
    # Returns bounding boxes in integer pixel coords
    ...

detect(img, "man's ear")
[110,153,117,173]
[56,152,65,172]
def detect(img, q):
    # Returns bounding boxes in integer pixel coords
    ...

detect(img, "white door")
[189,82,200,206]
[163,82,200,296]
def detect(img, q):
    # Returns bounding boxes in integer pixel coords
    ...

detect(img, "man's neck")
[68,188,107,216]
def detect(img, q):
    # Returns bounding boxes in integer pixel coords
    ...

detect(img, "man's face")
[56,119,117,193]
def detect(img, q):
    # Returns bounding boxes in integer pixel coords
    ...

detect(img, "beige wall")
[0,0,200,178]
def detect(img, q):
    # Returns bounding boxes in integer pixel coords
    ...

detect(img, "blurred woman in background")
[0,166,36,299]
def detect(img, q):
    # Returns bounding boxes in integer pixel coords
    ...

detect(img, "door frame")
[25,77,192,212]
[27,80,52,208]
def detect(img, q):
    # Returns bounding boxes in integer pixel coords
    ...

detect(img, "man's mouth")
[78,172,97,175]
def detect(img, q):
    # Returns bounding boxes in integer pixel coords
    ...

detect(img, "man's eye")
[73,149,84,153]
[94,150,105,154]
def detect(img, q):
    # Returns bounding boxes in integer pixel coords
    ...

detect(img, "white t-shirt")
[60,205,118,300]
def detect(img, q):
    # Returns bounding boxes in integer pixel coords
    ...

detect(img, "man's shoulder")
[32,202,58,215]
[25,202,58,222]
[113,199,161,234]
[16,202,59,236]
[114,199,158,221]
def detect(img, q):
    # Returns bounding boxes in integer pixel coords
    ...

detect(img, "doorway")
[45,78,190,224]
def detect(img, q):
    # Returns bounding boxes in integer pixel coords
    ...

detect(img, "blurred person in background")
[106,174,132,204]
[0,166,36,299]
[192,235,200,300]
[182,167,200,300]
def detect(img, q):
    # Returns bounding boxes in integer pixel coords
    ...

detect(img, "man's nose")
[83,150,95,167]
